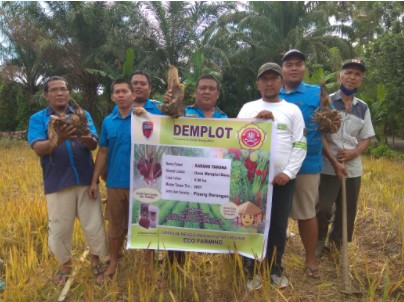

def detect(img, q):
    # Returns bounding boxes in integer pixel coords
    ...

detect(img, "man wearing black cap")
[316,59,374,255]
[279,49,322,277]
[238,62,307,289]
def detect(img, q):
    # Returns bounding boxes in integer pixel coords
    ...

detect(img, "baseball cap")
[281,49,305,62]
[257,63,283,79]
[342,59,366,72]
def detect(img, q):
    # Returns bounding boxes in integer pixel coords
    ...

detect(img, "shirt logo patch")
[142,121,154,139]
[277,123,287,130]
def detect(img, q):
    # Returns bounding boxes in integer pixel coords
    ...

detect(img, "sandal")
[92,263,106,285]
[92,263,106,276]
[53,268,72,286]
[306,267,321,278]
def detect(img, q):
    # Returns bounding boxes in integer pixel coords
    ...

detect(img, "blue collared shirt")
[27,106,98,194]
[184,103,228,118]
[111,99,163,115]
[102,100,164,189]
[279,82,322,174]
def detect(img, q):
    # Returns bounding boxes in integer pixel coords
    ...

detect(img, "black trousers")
[244,179,296,277]
[316,174,361,247]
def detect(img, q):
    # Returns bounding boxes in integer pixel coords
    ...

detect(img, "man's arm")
[322,135,347,178]
[88,147,108,199]
[32,123,76,156]
[337,138,371,163]
[277,108,307,185]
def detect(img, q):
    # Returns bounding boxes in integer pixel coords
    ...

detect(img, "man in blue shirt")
[28,76,108,285]
[279,49,322,278]
[163,74,227,265]
[89,75,164,283]
[165,74,227,118]
[184,75,227,118]
[131,70,163,115]
[109,70,163,116]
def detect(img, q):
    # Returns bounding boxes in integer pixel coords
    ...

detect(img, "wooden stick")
[341,176,351,292]
[58,248,90,302]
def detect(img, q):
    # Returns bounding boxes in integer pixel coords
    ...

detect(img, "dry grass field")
[0,139,402,301]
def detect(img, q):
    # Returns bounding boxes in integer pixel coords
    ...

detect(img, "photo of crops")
[133,145,206,190]
[0,136,403,301]
[225,149,269,231]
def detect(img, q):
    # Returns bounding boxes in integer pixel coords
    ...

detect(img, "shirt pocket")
[345,116,364,138]
[106,131,117,146]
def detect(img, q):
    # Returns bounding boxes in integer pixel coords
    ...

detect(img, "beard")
[134,96,147,104]
[263,93,278,100]
[53,104,68,112]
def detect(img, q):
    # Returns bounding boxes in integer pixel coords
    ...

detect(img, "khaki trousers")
[46,185,108,264]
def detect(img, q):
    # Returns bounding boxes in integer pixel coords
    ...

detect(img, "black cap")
[342,59,366,72]
[257,63,283,79]
[281,49,305,62]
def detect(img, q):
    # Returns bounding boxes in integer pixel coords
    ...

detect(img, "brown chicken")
[158,65,185,118]
[312,85,341,133]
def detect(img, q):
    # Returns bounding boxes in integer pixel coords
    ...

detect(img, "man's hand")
[256,110,275,121]
[272,173,290,186]
[332,160,348,178]
[164,89,172,104]
[75,134,97,150]
[57,123,76,145]
[133,107,147,116]
[88,182,98,199]
[337,149,359,163]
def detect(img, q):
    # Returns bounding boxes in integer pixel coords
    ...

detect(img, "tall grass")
[0,141,402,301]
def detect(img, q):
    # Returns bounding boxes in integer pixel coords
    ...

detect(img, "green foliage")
[122,48,135,79]
[0,79,33,132]
[1,0,403,139]
[366,143,400,159]
[183,50,223,105]
[365,31,404,138]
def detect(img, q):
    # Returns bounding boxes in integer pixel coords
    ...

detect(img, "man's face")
[44,80,70,111]
[194,79,219,109]
[131,74,151,103]
[338,66,364,90]
[111,83,134,110]
[281,57,305,85]
[257,71,283,101]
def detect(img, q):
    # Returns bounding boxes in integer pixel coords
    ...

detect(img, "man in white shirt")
[238,62,307,289]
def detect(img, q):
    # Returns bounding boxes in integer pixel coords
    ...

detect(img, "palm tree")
[229,2,353,66]
[199,1,355,116]
[0,2,53,99]
[134,1,231,92]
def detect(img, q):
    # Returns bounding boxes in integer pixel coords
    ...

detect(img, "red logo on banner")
[241,128,262,148]
[142,121,153,139]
